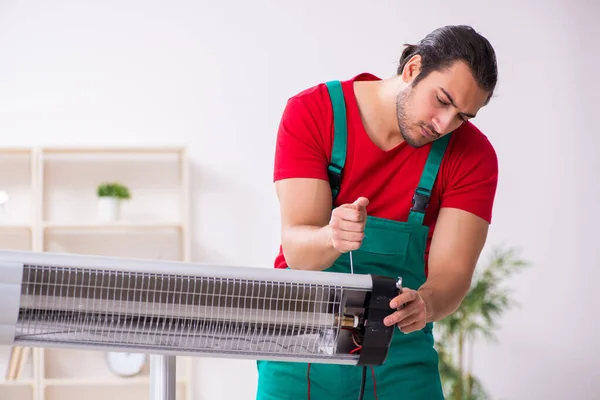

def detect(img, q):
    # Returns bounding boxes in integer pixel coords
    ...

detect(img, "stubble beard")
[396,88,428,148]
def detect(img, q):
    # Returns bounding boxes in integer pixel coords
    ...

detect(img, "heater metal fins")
[16,264,347,363]
[0,250,397,366]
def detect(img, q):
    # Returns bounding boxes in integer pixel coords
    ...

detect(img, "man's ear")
[402,55,422,84]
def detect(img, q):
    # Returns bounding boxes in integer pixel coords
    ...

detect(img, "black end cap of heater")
[357,275,396,366]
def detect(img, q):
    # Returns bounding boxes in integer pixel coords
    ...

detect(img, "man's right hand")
[328,197,369,253]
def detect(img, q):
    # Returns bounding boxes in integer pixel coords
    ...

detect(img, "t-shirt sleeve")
[440,128,499,224]
[273,94,330,182]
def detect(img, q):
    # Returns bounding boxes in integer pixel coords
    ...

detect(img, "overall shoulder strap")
[324,80,348,204]
[407,133,452,225]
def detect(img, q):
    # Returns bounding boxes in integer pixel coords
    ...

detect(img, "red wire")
[370,366,378,400]
[307,364,311,400]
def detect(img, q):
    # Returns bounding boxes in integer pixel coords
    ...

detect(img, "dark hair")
[397,25,498,104]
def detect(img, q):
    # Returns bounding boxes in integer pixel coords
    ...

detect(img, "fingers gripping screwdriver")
[396,277,405,309]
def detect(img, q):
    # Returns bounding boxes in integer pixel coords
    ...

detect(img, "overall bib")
[257,80,450,400]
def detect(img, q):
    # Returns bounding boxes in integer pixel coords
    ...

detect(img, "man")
[257,25,499,399]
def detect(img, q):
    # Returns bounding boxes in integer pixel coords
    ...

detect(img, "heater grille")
[16,264,347,361]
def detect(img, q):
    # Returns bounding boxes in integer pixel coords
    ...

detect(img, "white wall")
[1,0,599,399]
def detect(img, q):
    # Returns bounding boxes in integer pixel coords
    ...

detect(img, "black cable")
[358,365,367,400]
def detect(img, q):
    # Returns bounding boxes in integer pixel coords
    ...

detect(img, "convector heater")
[0,249,402,400]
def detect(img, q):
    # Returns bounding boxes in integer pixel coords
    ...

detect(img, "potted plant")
[97,182,131,222]
[435,245,531,399]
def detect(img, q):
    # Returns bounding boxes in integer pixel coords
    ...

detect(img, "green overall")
[257,80,450,399]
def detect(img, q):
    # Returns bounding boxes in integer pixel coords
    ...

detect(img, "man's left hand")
[384,288,427,334]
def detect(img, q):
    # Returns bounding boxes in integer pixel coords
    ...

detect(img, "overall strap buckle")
[410,187,431,214]
[407,134,451,226]
[327,163,343,196]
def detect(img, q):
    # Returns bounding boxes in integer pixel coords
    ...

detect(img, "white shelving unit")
[0,146,193,400]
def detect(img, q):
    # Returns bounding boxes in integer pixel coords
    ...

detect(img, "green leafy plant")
[435,245,531,400]
[97,182,131,200]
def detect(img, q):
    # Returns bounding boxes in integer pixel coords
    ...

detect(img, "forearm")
[418,277,471,322]
[282,225,342,271]
[416,207,489,323]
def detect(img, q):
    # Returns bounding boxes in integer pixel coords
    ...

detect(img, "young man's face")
[396,59,490,148]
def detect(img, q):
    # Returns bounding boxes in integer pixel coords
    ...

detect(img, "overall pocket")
[359,216,412,255]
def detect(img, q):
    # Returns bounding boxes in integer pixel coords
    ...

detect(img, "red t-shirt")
[272,73,499,274]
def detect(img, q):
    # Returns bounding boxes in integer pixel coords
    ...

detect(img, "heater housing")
[0,250,400,367]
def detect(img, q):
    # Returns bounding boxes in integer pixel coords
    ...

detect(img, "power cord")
[352,252,365,400]
[349,252,369,400]
[358,365,366,399]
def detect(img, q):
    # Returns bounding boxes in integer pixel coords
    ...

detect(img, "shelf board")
[44,376,149,386]
[0,379,35,386]
[0,147,33,155]
[43,376,187,386]
[41,147,185,155]
[0,224,32,231]
[43,222,183,231]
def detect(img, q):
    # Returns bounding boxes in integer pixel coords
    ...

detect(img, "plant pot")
[97,196,121,222]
